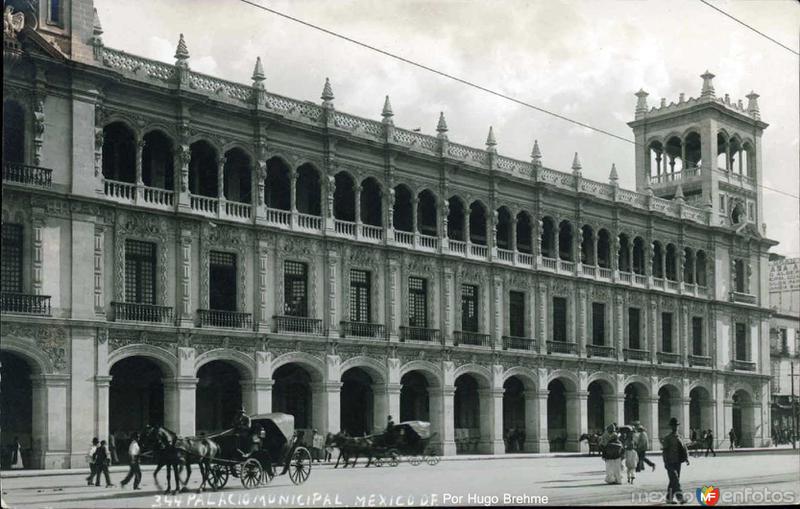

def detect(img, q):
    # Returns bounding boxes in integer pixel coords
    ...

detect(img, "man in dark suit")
[661,417,689,504]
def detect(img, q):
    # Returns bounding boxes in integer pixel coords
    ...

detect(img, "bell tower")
[628,72,768,230]
[4,0,97,63]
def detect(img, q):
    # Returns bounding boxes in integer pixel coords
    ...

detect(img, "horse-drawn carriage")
[203,413,312,489]
[372,421,440,467]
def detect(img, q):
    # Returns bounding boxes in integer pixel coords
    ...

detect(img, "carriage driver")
[232,406,252,454]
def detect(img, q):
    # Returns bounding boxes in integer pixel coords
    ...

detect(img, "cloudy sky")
[96,0,800,256]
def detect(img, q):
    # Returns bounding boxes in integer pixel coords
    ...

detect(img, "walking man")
[662,417,690,504]
[85,437,99,486]
[108,431,119,465]
[704,429,716,457]
[120,432,142,490]
[635,424,656,472]
[93,440,114,487]
[728,428,737,451]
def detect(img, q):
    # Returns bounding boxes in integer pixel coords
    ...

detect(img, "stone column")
[373,383,401,434]
[177,145,191,210]
[577,288,587,355]
[289,168,298,228]
[534,389,550,453]
[648,396,660,450]
[613,394,626,429]
[510,215,518,253]
[217,156,226,200]
[242,379,273,414]
[164,377,198,437]
[135,139,145,202]
[255,159,267,221]
[434,385,456,456]
[681,397,691,438]
[538,283,548,355]
[493,276,503,348]
[354,182,362,238]
[95,375,112,440]
[257,244,270,329]
[568,390,588,452]
[481,388,505,454]
[32,374,70,469]
[312,382,342,435]
[722,399,733,449]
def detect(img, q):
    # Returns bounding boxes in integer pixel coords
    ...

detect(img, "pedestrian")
[599,425,624,484]
[635,424,656,472]
[93,440,115,487]
[108,431,119,465]
[120,432,142,490]
[662,417,690,504]
[85,437,99,485]
[728,428,736,451]
[10,437,24,470]
[704,429,716,457]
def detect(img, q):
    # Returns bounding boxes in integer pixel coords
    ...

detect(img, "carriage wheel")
[409,455,422,466]
[373,457,383,467]
[426,454,440,466]
[240,458,263,489]
[386,450,400,467]
[288,447,312,485]
[207,464,229,490]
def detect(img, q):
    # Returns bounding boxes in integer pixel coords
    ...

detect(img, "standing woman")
[10,437,24,469]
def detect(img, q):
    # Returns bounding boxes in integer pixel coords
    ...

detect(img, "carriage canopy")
[250,413,295,442]
[396,421,432,441]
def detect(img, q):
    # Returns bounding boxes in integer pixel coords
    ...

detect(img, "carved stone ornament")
[3,324,68,372]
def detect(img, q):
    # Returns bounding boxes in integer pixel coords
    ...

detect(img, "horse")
[141,426,185,495]
[143,426,220,493]
[326,432,376,468]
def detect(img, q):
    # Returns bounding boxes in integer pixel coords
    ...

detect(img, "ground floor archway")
[503,376,525,453]
[0,352,33,469]
[732,390,755,447]
[587,380,615,434]
[340,367,374,436]
[272,363,313,429]
[400,370,430,422]
[109,356,165,434]
[689,386,712,433]
[658,385,681,438]
[196,360,242,434]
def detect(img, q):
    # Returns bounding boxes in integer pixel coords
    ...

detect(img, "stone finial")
[746,91,761,120]
[634,89,649,118]
[679,93,685,104]
[251,57,265,89]
[724,93,731,105]
[92,8,103,41]
[609,163,619,185]
[436,112,448,139]
[737,99,744,110]
[321,78,334,106]
[700,70,716,99]
[660,98,666,108]
[674,183,685,202]
[381,95,394,124]
[571,152,582,174]
[485,126,497,152]
[531,139,542,167]
[174,33,190,68]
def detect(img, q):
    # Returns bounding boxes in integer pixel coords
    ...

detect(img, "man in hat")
[635,423,656,472]
[232,407,251,454]
[662,417,690,504]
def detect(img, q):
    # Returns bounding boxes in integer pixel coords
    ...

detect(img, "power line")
[698,0,800,56]
[236,0,800,201]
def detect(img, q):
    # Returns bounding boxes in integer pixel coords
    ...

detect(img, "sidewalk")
[2,444,796,479]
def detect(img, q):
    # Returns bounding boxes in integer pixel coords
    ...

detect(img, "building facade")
[768,256,800,438]
[1,0,776,469]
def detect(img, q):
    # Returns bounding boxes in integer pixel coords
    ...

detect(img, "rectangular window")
[592,303,605,346]
[209,251,236,311]
[125,240,156,304]
[735,322,748,361]
[1,224,23,294]
[49,0,61,23]
[661,312,673,353]
[692,317,704,355]
[780,329,788,354]
[509,291,525,338]
[552,297,567,342]
[719,195,726,212]
[284,261,308,317]
[349,270,371,323]
[461,284,479,333]
[408,277,428,328]
[628,308,641,350]
[748,203,755,221]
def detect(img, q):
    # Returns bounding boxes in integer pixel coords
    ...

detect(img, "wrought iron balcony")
[502,336,537,351]
[453,331,492,347]
[688,354,712,367]
[197,309,253,329]
[623,348,650,361]
[730,291,757,304]
[400,326,441,344]
[547,340,577,355]
[730,359,756,372]
[339,321,386,340]
[2,162,53,188]
[273,315,324,335]
[657,351,681,364]
[586,344,615,358]
[0,293,51,315]
[111,302,174,324]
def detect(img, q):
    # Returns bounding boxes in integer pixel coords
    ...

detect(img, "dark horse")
[326,432,376,468]
[141,426,184,494]
[142,426,221,493]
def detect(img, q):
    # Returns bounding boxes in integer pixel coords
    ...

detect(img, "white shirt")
[128,440,140,458]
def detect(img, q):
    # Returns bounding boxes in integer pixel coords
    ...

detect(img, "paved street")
[2,451,799,507]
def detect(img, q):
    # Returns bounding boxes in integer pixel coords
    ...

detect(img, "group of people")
[84,433,143,490]
[687,428,716,457]
[596,422,654,485]
[772,427,796,445]
[504,428,526,453]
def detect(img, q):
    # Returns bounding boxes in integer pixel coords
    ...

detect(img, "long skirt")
[11,446,24,469]
[604,458,622,484]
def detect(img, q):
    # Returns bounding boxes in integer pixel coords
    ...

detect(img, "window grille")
[735,322,748,361]
[125,240,156,304]
[284,261,308,317]
[552,297,567,342]
[349,270,371,323]
[461,284,479,333]
[661,312,673,353]
[509,291,525,338]
[210,250,236,311]
[692,317,704,355]
[1,224,23,294]
[628,308,641,350]
[592,303,605,346]
[408,277,427,328]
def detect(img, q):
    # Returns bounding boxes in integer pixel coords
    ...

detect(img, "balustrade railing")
[653,278,665,289]
[360,224,383,241]
[394,230,414,246]
[197,309,253,329]
[448,239,466,255]
[453,331,492,347]
[273,315,324,335]
[112,301,174,323]
[634,274,648,286]
[265,207,291,226]
[559,260,575,272]
[105,179,136,201]
[598,267,613,280]
[419,234,439,250]
[142,186,174,207]
[516,252,534,266]
[339,321,387,339]
[297,213,322,231]
[688,354,712,367]
[667,280,679,291]
[582,265,596,277]
[623,348,650,361]
[618,271,632,283]
[335,219,357,236]
[0,293,51,315]
[696,285,708,298]
[497,249,514,263]
[224,201,252,219]
[541,257,557,271]
[470,244,488,258]
[586,344,615,358]
[3,163,53,188]
[730,359,756,371]
[657,351,680,364]
[502,336,537,351]
[547,341,577,355]
[400,326,441,343]
[190,194,219,215]
[730,291,757,304]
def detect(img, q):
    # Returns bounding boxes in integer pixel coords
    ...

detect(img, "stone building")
[768,256,800,437]
[1,0,776,469]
